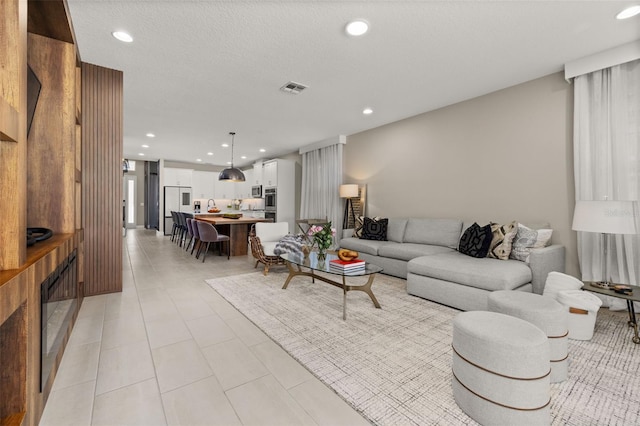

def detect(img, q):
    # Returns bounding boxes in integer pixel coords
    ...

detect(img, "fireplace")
[41,250,77,390]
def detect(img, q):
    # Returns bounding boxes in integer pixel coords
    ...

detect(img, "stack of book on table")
[329,258,365,273]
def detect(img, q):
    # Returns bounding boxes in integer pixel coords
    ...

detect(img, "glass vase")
[317,248,327,262]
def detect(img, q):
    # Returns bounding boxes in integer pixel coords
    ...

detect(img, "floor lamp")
[340,184,359,229]
[572,200,639,285]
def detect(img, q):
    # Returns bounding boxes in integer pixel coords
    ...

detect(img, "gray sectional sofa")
[339,218,565,311]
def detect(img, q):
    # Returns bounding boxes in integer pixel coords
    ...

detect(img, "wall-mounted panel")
[82,62,123,295]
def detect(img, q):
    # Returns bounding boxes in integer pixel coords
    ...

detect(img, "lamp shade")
[219,131,246,182]
[218,167,245,182]
[572,200,639,234]
[339,184,359,198]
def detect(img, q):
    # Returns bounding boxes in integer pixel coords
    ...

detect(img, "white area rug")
[206,271,640,425]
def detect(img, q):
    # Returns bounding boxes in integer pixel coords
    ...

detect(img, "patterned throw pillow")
[458,223,493,258]
[487,221,518,260]
[354,215,380,238]
[362,217,388,241]
[509,224,538,262]
[533,229,553,248]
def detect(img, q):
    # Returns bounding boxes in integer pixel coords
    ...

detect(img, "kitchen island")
[195,216,271,256]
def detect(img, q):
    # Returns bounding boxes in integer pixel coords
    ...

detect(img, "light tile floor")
[40,228,369,426]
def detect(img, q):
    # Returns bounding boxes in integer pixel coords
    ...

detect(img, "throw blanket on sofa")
[273,234,305,256]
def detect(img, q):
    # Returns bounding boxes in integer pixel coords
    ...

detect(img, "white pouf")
[452,311,550,426]
[488,290,569,383]
[556,290,603,340]
[543,271,583,301]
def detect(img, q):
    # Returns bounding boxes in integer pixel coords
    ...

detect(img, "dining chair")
[196,221,230,262]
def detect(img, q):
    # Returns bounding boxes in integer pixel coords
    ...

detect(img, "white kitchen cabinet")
[192,171,216,199]
[264,159,296,232]
[237,169,253,199]
[164,167,193,186]
[214,180,234,200]
[263,160,277,187]
[253,162,263,185]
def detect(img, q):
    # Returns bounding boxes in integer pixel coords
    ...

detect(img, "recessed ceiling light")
[196,159,202,162]
[345,20,369,36]
[363,107,373,115]
[259,148,266,153]
[138,152,144,156]
[207,152,214,156]
[226,161,232,165]
[241,155,247,159]
[112,31,133,43]
[616,5,640,19]
[222,143,229,148]
[146,133,155,138]
[141,144,149,148]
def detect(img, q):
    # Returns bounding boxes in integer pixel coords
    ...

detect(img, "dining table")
[195,216,271,256]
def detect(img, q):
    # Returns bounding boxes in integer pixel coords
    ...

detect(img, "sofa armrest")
[529,244,565,295]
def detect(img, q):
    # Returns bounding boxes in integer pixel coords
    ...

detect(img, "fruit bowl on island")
[207,208,221,213]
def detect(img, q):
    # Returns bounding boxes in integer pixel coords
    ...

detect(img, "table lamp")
[572,200,639,285]
[340,184,359,229]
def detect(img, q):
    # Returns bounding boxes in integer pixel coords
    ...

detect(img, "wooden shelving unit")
[0,1,123,423]
[0,1,85,425]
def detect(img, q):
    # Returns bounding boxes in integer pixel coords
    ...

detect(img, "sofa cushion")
[378,243,454,261]
[339,237,393,256]
[362,217,388,240]
[354,215,380,238]
[510,223,538,262]
[408,252,532,291]
[403,218,462,248]
[487,221,518,260]
[387,218,408,243]
[458,222,492,258]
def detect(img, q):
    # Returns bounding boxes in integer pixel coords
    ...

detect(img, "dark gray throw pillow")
[362,217,388,241]
[458,222,492,258]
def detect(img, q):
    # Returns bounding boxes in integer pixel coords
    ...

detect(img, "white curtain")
[574,59,640,309]
[300,143,344,242]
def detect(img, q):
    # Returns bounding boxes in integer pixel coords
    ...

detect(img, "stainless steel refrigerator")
[163,186,192,235]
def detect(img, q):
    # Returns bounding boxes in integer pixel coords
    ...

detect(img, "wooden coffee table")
[280,252,383,320]
[583,281,640,344]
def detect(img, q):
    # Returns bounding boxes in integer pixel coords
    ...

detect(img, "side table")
[583,282,640,344]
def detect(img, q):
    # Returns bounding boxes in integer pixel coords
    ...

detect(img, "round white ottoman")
[488,290,569,383]
[452,311,550,426]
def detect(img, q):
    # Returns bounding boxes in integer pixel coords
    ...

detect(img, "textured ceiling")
[67,0,640,168]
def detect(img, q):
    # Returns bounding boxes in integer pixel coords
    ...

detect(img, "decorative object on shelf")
[308,221,336,261]
[340,184,359,229]
[572,200,639,285]
[26,227,53,247]
[219,132,246,182]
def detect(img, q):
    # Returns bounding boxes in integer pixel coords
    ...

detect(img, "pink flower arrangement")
[308,222,336,251]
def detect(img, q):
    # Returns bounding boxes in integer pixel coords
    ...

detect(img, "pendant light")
[218,132,246,182]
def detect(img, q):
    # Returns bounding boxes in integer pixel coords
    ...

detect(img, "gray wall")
[344,72,578,277]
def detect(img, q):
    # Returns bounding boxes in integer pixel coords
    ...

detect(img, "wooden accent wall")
[0,0,27,270]
[82,63,123,295]
[27,32,77,234]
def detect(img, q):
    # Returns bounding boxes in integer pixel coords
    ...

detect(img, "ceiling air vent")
[280,81,308,94]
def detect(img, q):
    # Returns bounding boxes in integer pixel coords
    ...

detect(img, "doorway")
[123,175,137,229]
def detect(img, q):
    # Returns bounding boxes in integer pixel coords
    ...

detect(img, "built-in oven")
[265,211,276,222]
[251,185,262,198]
[264,188,276,211]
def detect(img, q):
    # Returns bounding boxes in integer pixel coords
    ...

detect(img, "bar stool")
[191,219,201,257]
[170,211,179,242]
[185,218,195,252]
[196,221,230,262]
